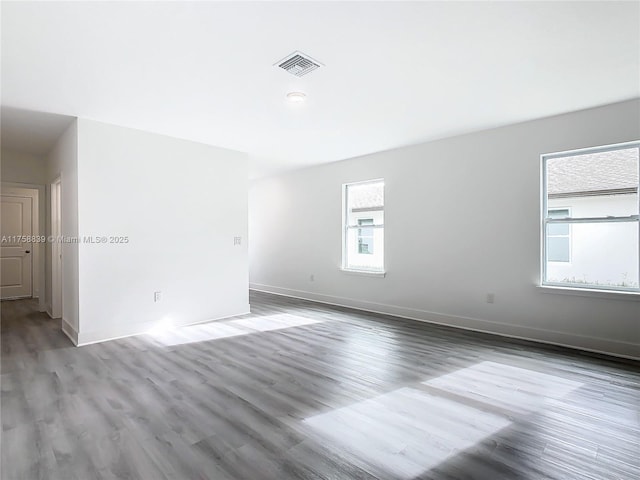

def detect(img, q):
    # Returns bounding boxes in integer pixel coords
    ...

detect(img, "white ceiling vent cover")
[276,51,322,77]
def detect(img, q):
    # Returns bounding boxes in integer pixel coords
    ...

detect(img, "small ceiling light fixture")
[286,91,307,103]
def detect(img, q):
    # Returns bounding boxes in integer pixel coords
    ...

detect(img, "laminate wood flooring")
[2,291,639,480]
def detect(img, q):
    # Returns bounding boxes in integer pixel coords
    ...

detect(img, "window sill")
[537,285,640,301]
[340,268,386,278]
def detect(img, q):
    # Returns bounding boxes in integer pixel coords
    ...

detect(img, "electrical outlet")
[310,274,315,282]
[486,293,495,304]
[154,291,162,303]
[233,236,242,246]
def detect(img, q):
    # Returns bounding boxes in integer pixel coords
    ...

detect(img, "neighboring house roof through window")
[348,182,384,211]
[547,148,638,198]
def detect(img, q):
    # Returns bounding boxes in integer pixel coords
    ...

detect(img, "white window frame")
[541,140,640,293]
[342,179,385,275]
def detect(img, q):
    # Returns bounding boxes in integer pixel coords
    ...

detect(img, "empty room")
[1,1,639,479]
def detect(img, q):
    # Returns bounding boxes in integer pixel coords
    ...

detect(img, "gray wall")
[249,99,640,359]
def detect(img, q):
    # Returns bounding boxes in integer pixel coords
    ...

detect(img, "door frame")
[0,182,46,312]
[51,177,63,320]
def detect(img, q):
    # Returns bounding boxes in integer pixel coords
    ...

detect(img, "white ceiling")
[2,1,639,178]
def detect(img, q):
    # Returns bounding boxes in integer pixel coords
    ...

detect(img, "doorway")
[0,185,43,301]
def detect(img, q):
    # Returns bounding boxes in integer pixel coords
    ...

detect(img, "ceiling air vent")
[276,51,322,77]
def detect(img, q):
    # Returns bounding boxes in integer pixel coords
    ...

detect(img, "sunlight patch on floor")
[422,361,584,415]
[305,386,511,478]
[147,314,322,346]
[304,361,583,478]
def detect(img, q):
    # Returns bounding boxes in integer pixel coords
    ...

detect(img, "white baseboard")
[46,303,57,319]
[62,319,79,346]
[250,283,640,361]
[75,304,251,347]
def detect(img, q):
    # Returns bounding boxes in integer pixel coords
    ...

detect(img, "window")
[547,208,570,262]
[542,141,639,292]
[343,179,384,272]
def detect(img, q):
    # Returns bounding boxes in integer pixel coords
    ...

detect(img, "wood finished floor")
[1,291,639,480]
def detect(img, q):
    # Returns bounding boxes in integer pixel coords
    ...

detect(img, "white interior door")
[1,195,33,299]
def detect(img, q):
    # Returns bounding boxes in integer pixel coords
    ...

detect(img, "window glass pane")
[545,222,638,289]
[358,218,374,238]
[346,227,384,269]
[358,238,373,254]
[347,182,384,225]
[548,223,569,236]
[546,147,639,217]
[547,236,570,262]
